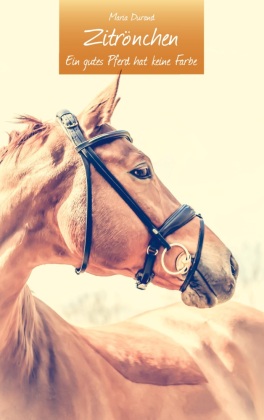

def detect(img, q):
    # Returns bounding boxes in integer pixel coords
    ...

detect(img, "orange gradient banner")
[59,0,204,74]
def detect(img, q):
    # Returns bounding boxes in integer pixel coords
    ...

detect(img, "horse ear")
[78,73,121,139]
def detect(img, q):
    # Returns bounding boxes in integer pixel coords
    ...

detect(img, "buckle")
[147,245,159,256]
[62,114,79,129]
[136,281,148,290]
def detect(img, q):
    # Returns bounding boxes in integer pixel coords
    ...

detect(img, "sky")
[1,1,264,322]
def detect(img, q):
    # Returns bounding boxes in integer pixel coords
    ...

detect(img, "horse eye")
[130,166,152,179]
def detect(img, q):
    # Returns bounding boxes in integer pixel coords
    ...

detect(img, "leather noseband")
[56,110,204,292]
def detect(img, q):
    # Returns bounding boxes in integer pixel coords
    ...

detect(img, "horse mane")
[12,286,40,381]
[0,116,52,163]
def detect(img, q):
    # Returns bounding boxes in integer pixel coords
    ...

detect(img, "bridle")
[56,110,204,292]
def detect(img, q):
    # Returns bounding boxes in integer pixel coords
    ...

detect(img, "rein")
[56,110,204,292]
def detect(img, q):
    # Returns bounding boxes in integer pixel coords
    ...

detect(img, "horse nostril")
[230,254,239,279]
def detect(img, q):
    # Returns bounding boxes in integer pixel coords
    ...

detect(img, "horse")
[0,74,262,419]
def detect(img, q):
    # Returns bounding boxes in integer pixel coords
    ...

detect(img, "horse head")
[0,75,238,308]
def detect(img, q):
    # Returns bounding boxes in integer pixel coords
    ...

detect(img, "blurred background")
[0,1,263,326]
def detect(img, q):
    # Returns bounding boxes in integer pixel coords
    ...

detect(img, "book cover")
[1,2,264,419]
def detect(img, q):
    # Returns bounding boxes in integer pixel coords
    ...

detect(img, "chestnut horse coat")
[0,295,263,420]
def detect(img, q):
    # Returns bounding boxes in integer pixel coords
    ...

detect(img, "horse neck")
[0,214,32,313]
[0,186,35,365]
[0,156,33,276]
[0,285,37,379]
[0,147,71,315]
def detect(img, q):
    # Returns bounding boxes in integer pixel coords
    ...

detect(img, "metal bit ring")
[161,243,192,276]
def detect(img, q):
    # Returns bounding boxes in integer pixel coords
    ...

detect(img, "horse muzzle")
[181,253,238,308]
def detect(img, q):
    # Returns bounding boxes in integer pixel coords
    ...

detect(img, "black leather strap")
[56,110,92,273]
[75,154,92,274]
[76,130,133,150]
[159,205,196,237]
[135,247,157,289]
[57,110,86,148]
[180,216,204,292]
